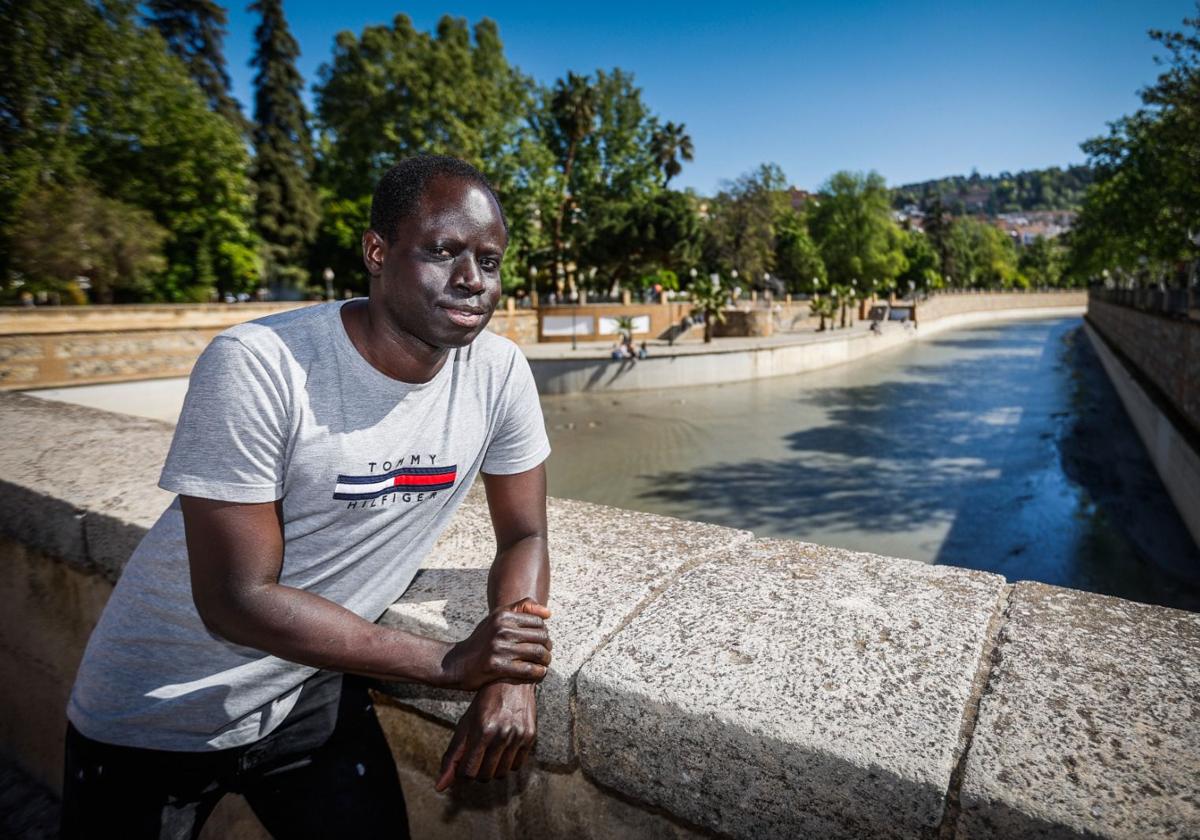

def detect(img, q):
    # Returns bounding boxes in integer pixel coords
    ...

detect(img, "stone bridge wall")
[0,392,1195,839]
[0,302,538,390]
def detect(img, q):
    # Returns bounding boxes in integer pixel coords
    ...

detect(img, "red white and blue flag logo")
[332,465,458,501]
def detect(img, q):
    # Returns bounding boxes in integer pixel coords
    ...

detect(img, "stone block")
[957,582,1200,839]
[0,393,172,575]
[575,538,1007,839]
[376,492,752,766]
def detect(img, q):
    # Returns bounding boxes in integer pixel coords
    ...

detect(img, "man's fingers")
[498,660,547,681]
[508,597,551,619]
[459,725,491,781]
[477,728,514,781]
[503,642,552,666]
[511,741,533,773]
[499,610,548,629]
[435,727,468,792]
[494,736,526,778]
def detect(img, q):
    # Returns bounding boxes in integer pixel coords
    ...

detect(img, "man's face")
[365,175,507,350]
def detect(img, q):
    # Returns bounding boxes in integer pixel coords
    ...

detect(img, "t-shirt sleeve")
[481,350,551,475]
[158,335,289,503]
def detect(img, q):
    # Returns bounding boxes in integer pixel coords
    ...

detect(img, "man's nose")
[453,255,485,294]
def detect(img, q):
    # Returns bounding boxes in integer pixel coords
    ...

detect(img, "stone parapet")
[0,391,1196,838]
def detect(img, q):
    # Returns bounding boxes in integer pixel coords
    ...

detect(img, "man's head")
[362,156,508,350]
[368,156,508,245]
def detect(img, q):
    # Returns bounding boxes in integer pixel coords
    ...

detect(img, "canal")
[542,316,1200,611]
[31,315,1200,611]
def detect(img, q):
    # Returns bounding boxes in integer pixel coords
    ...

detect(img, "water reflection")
[543,318,1200,612]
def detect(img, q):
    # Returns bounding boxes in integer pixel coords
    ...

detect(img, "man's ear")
[362,229,386,278]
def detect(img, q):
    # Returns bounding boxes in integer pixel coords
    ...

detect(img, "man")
[62,156,553,838]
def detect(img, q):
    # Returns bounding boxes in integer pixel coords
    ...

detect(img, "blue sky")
[220,1,1193,194]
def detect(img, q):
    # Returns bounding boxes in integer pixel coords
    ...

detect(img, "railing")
[1090,286,1198,319]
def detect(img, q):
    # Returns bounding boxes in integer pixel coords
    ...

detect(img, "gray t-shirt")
[67,300,550,751]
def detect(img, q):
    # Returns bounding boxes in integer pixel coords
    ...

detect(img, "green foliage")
[703,163,789,283]
[688,276,728,342]
[314,15,550,291]
[773,210,826,293]
[1069,6,1200,284]
[893,165,1094,215]
[945,218,1019,288]
[251,0,319,294]
[145,0,247,131]
[0,0,259,300]
[579,190,701,290]
[650,121,694,188]
[896,229,941,293]
[1018,236,1067,288]
[808,171,906,294]
[8,183,168,303]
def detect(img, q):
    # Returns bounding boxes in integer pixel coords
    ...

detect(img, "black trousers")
[60,674,409,840]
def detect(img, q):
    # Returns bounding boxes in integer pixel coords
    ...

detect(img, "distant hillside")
[892,165,1093,216]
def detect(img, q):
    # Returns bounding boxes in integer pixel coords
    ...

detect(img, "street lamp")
[322,267,335,301]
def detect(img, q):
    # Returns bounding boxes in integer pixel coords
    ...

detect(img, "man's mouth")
[439,303,486,328]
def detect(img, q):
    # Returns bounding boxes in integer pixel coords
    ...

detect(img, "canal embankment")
[1085,295,1200,551]
[0,391,1196,839]
[527,291,1086,394]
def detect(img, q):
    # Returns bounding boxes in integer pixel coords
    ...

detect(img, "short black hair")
[368,155,507,243]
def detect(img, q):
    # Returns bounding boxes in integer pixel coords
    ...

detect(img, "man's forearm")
[203,582,452,685]
[487,534,550,610]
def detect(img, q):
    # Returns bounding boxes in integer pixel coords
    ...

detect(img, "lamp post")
[323,267,335,301]
[570,286,579,351]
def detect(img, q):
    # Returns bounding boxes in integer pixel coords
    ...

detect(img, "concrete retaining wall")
[0,391,1195,838]
[530,298,1086,395]
[1084,323,1200,550]
[1086,298,1200,439]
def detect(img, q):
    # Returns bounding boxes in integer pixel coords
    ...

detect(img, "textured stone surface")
[0,393,172,576]
[575,538,1007,840]
[377,491,752,766]
[957,582,1200,839]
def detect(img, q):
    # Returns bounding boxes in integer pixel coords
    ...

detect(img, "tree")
[313,16,547,290]
[650,121,694,187]
[9,184,168,303]
[1069,5,1200,283]
[145,0,247,131]
[578,190,701,290]
[250,0,319,294]
[896,229,941,294]
[0,0,259,300]
[704,163,789,284]
[774,209,826,293]
[688,276,728,342]
[545,71,597,286]
[946,218,1018,288]
[1018,236,1067,288]
[808,171,906,295]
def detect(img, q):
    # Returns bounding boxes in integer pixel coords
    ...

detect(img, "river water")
[541,317,1200,611]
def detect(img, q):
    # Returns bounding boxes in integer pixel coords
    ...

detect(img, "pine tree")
[249,0,317,295]
[145,0,247,132]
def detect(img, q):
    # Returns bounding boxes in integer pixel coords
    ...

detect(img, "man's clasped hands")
[432,597,552,791]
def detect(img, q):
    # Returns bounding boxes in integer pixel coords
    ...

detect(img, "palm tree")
[689,277,728,343]
[550,73,597,287]
[809,295,835,331]
[651,121,694,188]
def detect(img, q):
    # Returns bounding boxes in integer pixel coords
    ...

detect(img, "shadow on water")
[636,319,1200,612]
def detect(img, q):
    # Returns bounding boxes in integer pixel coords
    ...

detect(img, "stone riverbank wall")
[1085,296,1200,550]
[0,391,1196,839]
[0,302,539,390]
[530,291,1087,395]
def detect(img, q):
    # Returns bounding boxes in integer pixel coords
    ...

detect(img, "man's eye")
[481,258,500,272]
[430,246,452,258]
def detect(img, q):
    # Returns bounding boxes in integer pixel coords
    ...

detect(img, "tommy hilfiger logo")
[333,462,458,509]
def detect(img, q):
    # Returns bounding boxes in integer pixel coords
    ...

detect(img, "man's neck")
[341,298,451,384]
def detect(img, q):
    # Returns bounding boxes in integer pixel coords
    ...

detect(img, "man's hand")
[437,598,552,691]
[435,681,538,791]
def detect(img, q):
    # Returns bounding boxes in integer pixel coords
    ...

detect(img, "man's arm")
[179,496,552,691]
[436,463,550,790]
